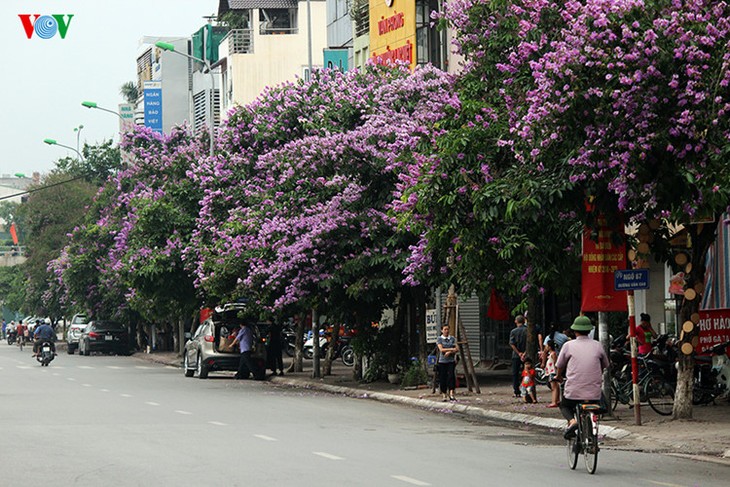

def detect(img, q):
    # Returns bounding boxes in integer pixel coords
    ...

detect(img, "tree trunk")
[287,315,305,373]
[672,220,717,419]
[323,323,340,376]
[525,293,539,362]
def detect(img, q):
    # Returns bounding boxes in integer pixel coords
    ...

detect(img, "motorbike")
[6,330,17,345]
[693,340,730,405]
[283,324,297,357]
[36,341,55,367]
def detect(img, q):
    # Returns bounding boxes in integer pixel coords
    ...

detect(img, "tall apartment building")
[326,0,353,69]
[216,0,328,112]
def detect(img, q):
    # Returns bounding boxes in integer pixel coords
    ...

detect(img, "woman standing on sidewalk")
[437,324,459,402]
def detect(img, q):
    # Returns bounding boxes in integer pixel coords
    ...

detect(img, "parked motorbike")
[283,324,297,357]
[693,340,730,405]
[36,341,55,367]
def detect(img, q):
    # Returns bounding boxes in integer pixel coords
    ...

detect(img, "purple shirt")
[555,335,608,401]
[235,326,253,353]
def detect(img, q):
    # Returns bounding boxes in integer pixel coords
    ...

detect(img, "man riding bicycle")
[32,320,56,357]
[555,315,609,439]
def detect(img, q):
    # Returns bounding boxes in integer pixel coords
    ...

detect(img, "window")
[415,0,443,69]
[259,8,298,35]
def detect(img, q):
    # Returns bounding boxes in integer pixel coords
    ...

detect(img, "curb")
[268,377,632,440]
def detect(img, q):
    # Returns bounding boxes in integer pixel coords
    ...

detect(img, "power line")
[0,174,90,202]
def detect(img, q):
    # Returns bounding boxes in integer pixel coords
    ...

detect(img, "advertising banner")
[581,219,628,312]
[697,308,730,355]
[425,309,438,344]
[324,48,349,71]
[143,81,163,133]
[369,0,416,70]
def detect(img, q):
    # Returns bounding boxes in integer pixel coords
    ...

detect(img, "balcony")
[221,29,254,56]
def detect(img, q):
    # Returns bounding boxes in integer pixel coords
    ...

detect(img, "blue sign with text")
[614,269,650,291]
[143,81,163,133]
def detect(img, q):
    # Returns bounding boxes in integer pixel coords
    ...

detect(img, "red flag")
[487,288,510,321]
[9,223,18,245]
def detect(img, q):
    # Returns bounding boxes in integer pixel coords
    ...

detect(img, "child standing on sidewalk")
[544,340,560,408]
[521,358,538,403]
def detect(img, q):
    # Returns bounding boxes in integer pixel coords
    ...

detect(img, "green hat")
[571,315,593,331]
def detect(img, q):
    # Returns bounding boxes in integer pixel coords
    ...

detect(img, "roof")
[219,0,301,13]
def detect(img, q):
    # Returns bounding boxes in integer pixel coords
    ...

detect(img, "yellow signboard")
[369,0,416,70]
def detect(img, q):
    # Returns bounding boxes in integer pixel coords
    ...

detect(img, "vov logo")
[19,14,74,39]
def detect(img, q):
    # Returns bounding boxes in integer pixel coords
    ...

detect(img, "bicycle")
[566,402,603,474]
[610,356,674,415]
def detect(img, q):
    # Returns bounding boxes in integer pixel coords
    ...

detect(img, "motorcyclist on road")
[32,320,56,357]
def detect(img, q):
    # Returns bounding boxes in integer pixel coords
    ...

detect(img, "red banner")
[9,223,18,245]
[697,308,730,355]
[581,220,628,312]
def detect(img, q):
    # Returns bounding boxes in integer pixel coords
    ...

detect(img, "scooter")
[36,341,55,367]
[693,340,730,405]
[6,330,17,345]
[303,334,328,359]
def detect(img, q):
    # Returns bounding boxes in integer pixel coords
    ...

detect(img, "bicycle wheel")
[566,436,579,469]
[566,417,579,470]
[610,381,619,411]
[646,377,674,416]
[583,413,599,474]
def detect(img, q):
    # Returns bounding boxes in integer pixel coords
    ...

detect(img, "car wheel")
[196,354,209,379]
[184,353,194,377]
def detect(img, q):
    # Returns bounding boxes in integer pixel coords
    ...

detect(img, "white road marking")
[16,365,32,369]
[254,434,278,441]
[82,383,92,387]
[77,366,95,369]
[174,410,193,415]
[391,476,430,486]
[67,378,76,381]
[208,421,226,426]
[106,366,123,370]
[100,389,110,392]
[52,373,60,376]
[145,402,160,407]
[120,394,132,398]
[643,481,686,487]
[135,366,151,369]
[312,452,344,461]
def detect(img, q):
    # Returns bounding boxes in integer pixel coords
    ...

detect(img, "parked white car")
[66,314,89,354]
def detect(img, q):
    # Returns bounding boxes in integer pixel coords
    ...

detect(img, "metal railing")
[0,246,25,256]
[259,25,298,36]
[221,29,254,56]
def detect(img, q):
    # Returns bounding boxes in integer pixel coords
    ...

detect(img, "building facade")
[216,0,328,112]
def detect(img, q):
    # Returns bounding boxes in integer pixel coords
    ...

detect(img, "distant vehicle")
[78,320,132,356]
[66,314,89,355]
[182,304,267,379]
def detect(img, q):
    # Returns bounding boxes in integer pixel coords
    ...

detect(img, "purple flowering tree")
[433,0,730,418]
[189,65,456,374]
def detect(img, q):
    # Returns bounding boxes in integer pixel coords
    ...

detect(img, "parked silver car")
[183,305,267,379]
[66,314,89,354]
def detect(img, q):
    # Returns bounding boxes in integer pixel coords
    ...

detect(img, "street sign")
[425,309,438,344]
[614,269,650,291]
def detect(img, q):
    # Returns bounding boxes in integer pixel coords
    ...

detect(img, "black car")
[78,320,132,356]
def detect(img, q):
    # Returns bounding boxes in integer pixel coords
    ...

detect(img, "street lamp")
[44,138,85,162]
[155,41,215,157]
[74,124,84,155]
[82,101,125,121]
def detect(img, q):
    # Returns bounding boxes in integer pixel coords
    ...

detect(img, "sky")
[0,0,219,177]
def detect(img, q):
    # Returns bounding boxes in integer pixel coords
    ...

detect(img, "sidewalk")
[134,351,730,463]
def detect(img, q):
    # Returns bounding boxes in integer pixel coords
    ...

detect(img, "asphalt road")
[0,344,726,486]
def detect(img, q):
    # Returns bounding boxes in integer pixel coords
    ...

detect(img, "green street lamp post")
[74,124,84,155]
[44,138,85,162]
[155,41,215,156]
[81,101,125,121]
